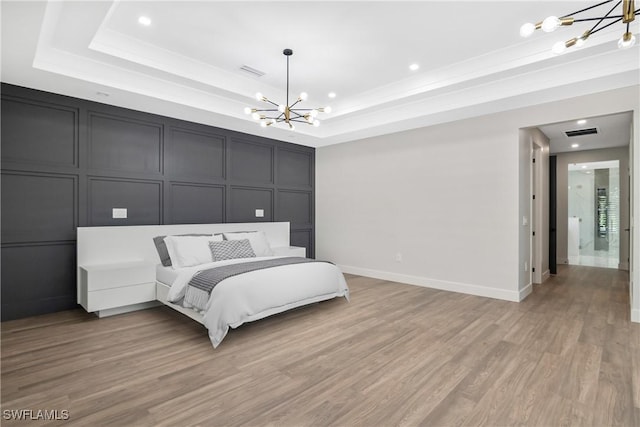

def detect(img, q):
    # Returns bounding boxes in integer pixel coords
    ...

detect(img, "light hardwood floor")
[2,265,639,426]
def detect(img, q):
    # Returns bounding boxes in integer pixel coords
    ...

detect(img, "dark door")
[549,155,557,275]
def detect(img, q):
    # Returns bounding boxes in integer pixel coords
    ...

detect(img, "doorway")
[567,160,620,268]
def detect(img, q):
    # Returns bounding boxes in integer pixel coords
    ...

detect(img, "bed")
[77,222,349,348]
[155,256,349,347]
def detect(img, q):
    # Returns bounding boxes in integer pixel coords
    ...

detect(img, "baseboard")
[339,265,522,302]
[95,301,160,318]
[632,308,640,323]
[519,283,533,301]
[542,270,551,282]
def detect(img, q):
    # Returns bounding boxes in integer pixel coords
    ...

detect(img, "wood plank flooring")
[2,265,639,426]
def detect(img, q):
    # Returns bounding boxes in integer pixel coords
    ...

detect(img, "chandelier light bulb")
[552,41,567,54]
[255,92,263,101]
[310,109,319,117]
[260,121,267,128]
[313,120,320,127]
[251,112,261,120]
[542,16,561,32]
[618,32,636,49]
[306,115,314,123]
[299,92,308,101]
[323,106,332,114]
[138,16,152,26]
[244,107,252,115]
[278,104,285,113]
[520,22,536,37]
[575,37,586,48]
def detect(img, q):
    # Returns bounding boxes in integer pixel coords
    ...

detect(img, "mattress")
[156,264,181,286]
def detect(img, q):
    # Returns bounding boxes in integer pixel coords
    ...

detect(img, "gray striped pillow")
[209,239,256,261]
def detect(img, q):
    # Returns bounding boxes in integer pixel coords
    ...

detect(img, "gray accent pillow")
[209,239,256,261]
[153,234,219,267]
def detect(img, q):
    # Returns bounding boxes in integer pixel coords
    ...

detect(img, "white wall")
[518,128,533,297]
[316,85,639,319]
[317,116,520,300]
[630,109,639,322]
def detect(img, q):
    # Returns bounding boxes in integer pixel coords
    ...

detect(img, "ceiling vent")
[239,65,265,77]
[565,128,598,137]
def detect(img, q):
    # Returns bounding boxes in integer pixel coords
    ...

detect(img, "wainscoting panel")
[229,186,273,223]
[230,138,274,184]
[278,148,313,188]
[88,177,163,226]
[88,112,163,174]
[0,83,315,320]
[1,171,78,243]
[0,242,77,320]
[290,229,313,258]
[277,190,312,226]
[167,127,225,181]
[169,182,225,224]
[1,96,78,168]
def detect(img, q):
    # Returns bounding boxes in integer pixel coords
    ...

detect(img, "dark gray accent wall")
[1,83,315,321]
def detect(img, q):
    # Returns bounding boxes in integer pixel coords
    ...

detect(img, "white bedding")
[164,256,349,347]
[156,264,181,287]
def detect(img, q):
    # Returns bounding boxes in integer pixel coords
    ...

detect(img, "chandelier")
[244,49,331,131]
[520,0,638,53]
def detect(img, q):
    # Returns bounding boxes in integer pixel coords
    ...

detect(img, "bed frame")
[77,222,294,318]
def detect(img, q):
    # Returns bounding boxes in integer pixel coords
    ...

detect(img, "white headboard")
[77,222,290,266]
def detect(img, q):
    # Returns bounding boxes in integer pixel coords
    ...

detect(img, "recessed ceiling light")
[571,143,580,148]
[328,92,336,99]
[577,119,587,125]
[138,16,151,26]
[581,165,587,169]
[409,63,420,71]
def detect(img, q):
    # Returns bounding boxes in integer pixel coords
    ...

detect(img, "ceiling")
[540,111,633,154]
[1,1,639,148]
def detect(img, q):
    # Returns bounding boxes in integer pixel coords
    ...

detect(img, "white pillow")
[164,234,224,269]
[223,231,274,257]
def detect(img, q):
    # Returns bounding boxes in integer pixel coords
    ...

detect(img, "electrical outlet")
[112,208,127,219]
[255,209,264,218]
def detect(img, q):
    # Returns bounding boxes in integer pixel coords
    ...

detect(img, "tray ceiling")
[2,1,638,147]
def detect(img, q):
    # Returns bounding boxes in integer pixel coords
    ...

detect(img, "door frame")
[531,142,543,284]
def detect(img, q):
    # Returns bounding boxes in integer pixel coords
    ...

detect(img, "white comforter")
[166,256,349,347]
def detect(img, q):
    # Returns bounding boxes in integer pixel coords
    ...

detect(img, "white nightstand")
[272,246,306,257]
[78,260,157,317]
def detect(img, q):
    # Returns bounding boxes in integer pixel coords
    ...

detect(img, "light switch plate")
[112,208,127,219]
[255,209,264,218]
